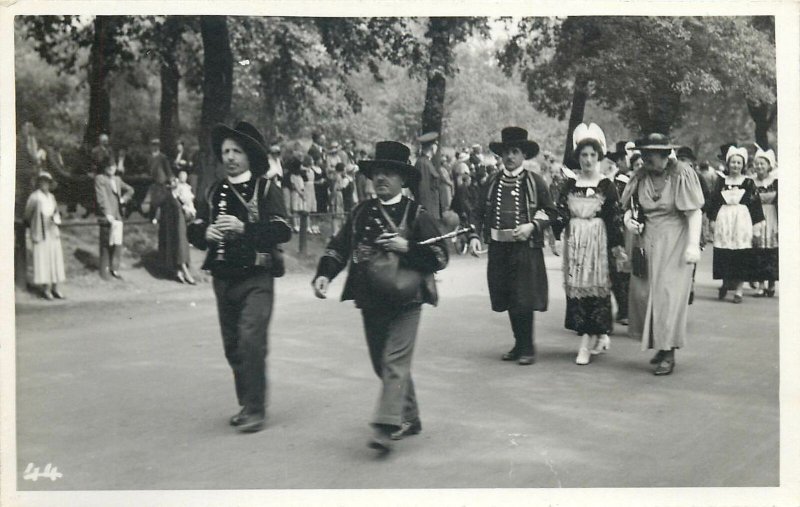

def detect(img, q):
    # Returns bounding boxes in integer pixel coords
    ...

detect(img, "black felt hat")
[211,121,268,174]
[357,141,419,188]
[676,146,696,161]
[489,127,540,159]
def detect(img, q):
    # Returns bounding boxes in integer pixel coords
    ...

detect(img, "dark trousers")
[212,271,274,414]
[508,310,535,355]
[98,224,122,279]
[361,304,421,428]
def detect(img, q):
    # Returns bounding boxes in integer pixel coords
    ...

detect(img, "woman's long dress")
[627,162,704,351]
[24,189,66,285]
[752,178,778,281]
[707,176,764,281]
[153,189,190,270]
[557,177,623,335]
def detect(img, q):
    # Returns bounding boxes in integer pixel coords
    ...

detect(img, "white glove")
[623,210,644,234]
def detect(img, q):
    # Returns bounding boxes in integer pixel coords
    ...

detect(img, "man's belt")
[490,228,517,242]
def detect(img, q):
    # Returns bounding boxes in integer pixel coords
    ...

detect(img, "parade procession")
[6,8,795,506]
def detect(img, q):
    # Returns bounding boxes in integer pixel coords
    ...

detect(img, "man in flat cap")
[188,121,291,433]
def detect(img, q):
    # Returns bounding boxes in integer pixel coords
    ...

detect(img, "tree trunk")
[197,16,233,201]
[747,100,777,150]
[159,17,183,161]
[562,75,589,168]
[84,16,113,148]
[421,18,452,140]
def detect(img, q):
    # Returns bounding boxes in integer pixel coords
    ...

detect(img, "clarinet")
[215,184,228,261]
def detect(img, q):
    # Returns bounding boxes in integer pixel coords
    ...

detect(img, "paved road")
[14,249,779,490]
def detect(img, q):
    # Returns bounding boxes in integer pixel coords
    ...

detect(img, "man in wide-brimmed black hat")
[187,121,291,433]
[467,127,558,366]
[312,140,449,453]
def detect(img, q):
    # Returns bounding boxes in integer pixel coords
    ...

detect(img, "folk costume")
[706,146,765,299]
[751,148,778,293]
[555,124,625,348]
[187,121,291,433]
[313,141,448,450]
[470,127,557,364]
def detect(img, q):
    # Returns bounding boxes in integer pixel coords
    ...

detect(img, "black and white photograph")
[1,1,799,506]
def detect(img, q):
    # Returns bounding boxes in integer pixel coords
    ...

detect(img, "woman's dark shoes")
[517,355,535,365]
[733,294,743,304]
[236,411,266,433]
[765,287,776,297]
[51,290,66,299]
[41,291,54,301]
[390,418,422,440]
[653,358,675,376]
[501,349,520,361]
[368,425,394,453]
[649,350,666,365]
[717,287,727,300]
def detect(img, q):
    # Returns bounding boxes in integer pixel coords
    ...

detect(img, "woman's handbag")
[365,202,423,303]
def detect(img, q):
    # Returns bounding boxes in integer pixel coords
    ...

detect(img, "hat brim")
[357,159,419,188]
[489,140,539,160]
[636,143,679,152]
[211,125,268,174]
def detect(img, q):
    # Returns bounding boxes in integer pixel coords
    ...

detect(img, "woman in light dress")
[751,147,778,297]
[621,133,705,376]
[24,172,66,299]
[706,146,765,303]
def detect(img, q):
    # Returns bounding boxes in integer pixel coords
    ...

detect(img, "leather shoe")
[717,287,727,300]
[236,411,266,433]
[501,349,519,361]
[110,270,124,280]
[649,350,666,365]
[368,425,393,452]
[654,359,675,376]
[229,407,247,427]
[390,419,422,440]
[517,355,535,365]
[733,294,743,304]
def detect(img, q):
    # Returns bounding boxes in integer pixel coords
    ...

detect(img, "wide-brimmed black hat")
[489,127,539,159]
[635,133,679,152]
[357,141,419,188]
[606,141,631,162]
[211,121,268,174]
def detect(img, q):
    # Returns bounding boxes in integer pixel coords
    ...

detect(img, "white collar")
[503,166,524,178]
[227,170,252,184]
[379,193,403,205]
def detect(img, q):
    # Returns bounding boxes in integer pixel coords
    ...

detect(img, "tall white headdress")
[572,123,607,154]
[725,146,749,164]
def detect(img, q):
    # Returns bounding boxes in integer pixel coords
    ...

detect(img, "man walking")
[312,140,448,453]
[188,121,291,433]
[468,127,557,365]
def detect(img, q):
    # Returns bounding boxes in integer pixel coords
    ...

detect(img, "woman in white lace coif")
[707,146,765,304]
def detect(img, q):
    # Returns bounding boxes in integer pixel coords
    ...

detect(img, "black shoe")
[717,287,727,300]
[229,407,247,427]
[517,355,535,365]
[110,270,123,280]
[501,349,520,361]
[390,419,422,440]
[368,425,394,453]
[765,288,775,297]
[654,359,675,376]
[236,411,266,433]
[649,350,666,365]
